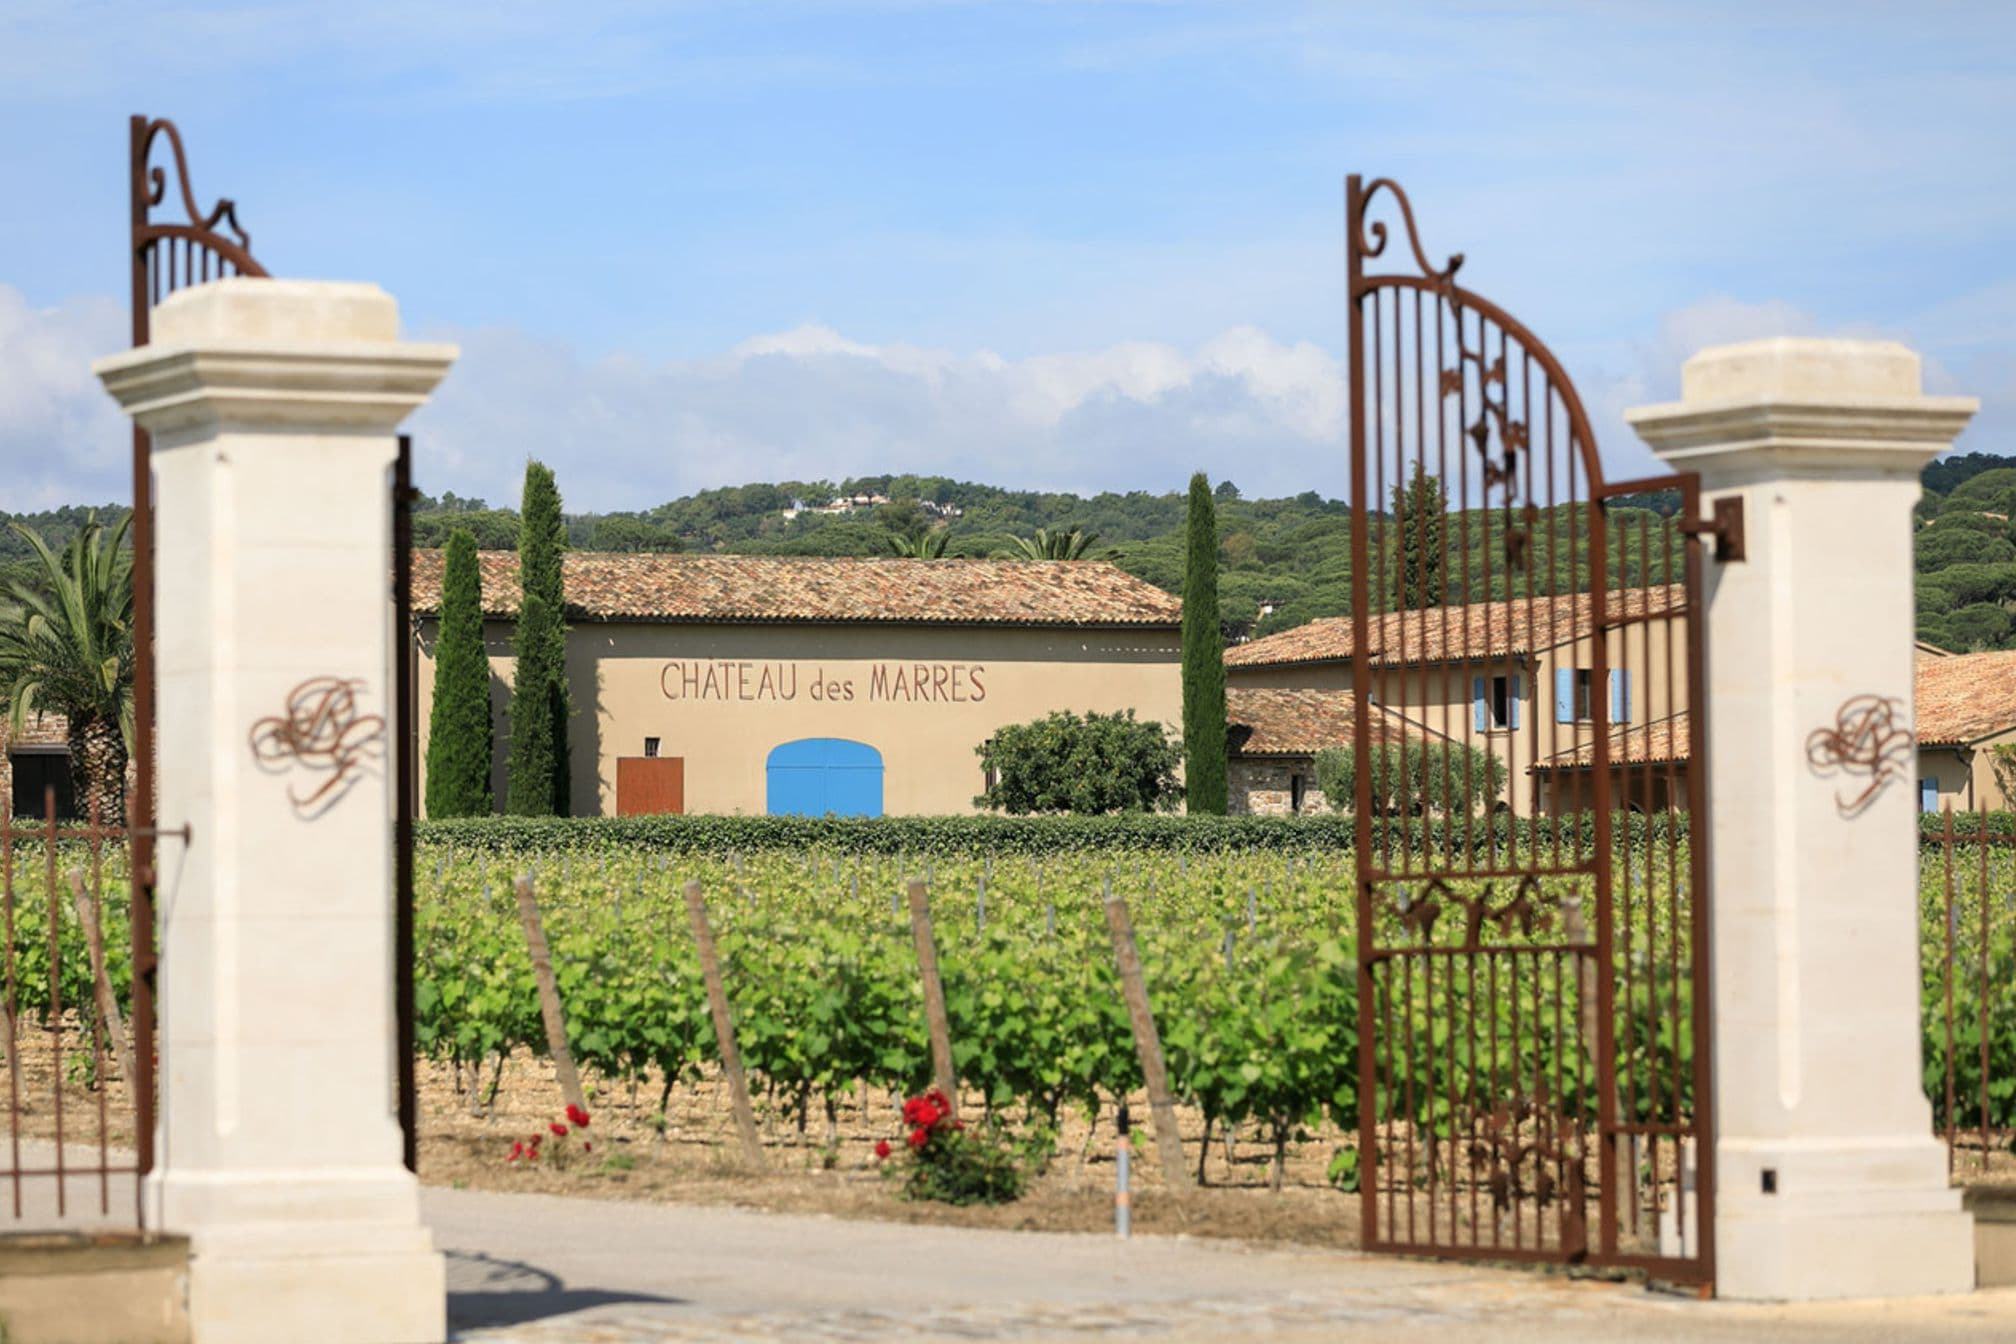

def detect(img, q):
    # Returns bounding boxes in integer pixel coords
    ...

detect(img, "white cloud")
[402,319,1351,510]
[5,288,2006,518]
[0,285,127,511]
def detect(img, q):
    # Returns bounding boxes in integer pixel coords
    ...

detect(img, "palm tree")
[0,514,135,822]
[997,527,1107,561]
[885,528,953,558]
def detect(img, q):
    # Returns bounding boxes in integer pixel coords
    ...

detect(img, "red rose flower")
[566,1104,591,1129]
[901,1098,926,1125]
[874,1139,893,1160]
[907,1126,929,1150]
[550,1122,569,1138]
[923,1089,950,1123]
[582,1141,592,1152]
[507,1141,524,1162]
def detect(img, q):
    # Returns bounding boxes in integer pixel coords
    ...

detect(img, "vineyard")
[3,829,2012,1235]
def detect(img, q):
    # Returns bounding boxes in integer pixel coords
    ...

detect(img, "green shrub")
[1314,741,1509,816]
[975,709,1181,815]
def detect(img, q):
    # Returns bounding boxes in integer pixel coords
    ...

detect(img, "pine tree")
[505,461,571,815]
[1181,472,1228,814]
[424,529,493,817]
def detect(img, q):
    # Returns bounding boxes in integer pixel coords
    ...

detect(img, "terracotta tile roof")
[410,552,1183,628]
[2,712,68,750]
[1915,650,2016,746]
[1225,586,1686,670]
[1530,713,1692,771]
[1226,687,1423,757]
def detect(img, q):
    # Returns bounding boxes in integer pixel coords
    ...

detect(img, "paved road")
[426,1186,2016,1342]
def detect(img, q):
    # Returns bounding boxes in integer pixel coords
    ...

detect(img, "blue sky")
[2,1,2013,511]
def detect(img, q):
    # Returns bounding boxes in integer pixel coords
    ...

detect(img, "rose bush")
[875,1088,1043,1206]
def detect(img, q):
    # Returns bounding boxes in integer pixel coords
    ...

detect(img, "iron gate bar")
[394,435,418,1173]
[1346,174,1713,1287]
[128,115,268,1204]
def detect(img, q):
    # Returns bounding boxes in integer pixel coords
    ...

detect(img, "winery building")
[410,553,1184,817]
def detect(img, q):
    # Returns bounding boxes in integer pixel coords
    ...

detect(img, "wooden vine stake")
[684,880,765,1168]
[1564,896,1632,1218]
[906,879,959,1118]
[67,871,135,1092]
[513,873,587,1118]
[1104,880,1190,1192]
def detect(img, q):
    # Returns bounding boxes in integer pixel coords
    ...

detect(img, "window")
[1554,669,1632,724]
[1471,674,1522,732]
[1290,772,1307,813]
[643,737,660,758]
[1921,776,1940,813]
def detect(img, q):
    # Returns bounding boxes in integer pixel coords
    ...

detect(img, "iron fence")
[0,789,170,1228]
[1925,807,2016,1183]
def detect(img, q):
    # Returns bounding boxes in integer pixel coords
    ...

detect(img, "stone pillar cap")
[93,277,456,436]
[1627,336,1976,476]
[150,277,399,346]
[1678,337,1922,404]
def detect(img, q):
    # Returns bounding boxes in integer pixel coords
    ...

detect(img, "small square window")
[644,737,660,758]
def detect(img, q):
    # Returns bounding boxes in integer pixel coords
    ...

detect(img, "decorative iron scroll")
[1353,177,1464,286]
[1467,1094,1589,1254]
[1394,875,1556,952]
[1805,694,1915,817]
[1361,178,1532,542]
[134,116,268,285]
[248,677,385,816]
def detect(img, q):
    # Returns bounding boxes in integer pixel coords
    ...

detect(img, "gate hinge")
[1678,496,1744,563]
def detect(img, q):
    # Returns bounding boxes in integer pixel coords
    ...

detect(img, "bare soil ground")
[417,1048,1367,1250]
[6,1025,2014,1256]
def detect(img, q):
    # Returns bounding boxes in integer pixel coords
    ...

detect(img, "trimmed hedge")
[418,811,1680,856]
[415,809,2012,856]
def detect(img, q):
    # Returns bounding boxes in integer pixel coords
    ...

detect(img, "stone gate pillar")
[95,279,456,1342]
[1629,338,1977,1300]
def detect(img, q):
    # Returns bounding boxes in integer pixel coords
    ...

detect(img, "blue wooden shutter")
[1610,669,1633,724]
[1473,677,1488,732]
[1921,777,1939,813]
[1509,675,1523,731]
[1555,668,1574,723]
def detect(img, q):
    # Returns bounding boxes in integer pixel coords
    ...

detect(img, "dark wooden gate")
[1346,176,1715,1289]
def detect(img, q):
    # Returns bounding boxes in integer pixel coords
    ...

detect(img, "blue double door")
[765,738,884,817]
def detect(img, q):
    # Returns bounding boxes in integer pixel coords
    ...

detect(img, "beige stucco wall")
[1919,727,2016,813]
[414,619,1183,817]
[1226,615,1690,817]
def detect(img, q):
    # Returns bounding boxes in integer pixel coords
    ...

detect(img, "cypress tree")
[1182,471,1228,814]
[505,461,571,815]
[424,529,493,817]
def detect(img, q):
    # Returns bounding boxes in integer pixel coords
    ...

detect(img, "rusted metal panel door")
[1346,174,1715,1290]
[618,757,685,816]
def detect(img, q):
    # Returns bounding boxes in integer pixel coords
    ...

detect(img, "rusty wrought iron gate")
[1346,176,1715,1288]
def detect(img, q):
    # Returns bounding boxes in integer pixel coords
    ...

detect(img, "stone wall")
[1227,755,1334,816]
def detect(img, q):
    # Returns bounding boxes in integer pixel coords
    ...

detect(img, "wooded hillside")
[9,452,2012,649]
